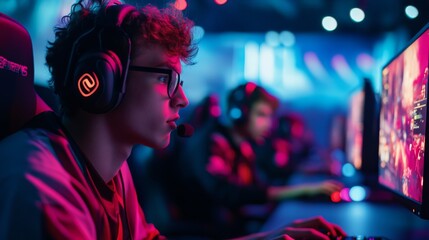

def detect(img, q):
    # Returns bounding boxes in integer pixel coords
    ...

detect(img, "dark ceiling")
[130,0,429,36]
[3,0,428,37]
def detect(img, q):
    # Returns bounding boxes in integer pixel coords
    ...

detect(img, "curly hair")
[45,0,198,113]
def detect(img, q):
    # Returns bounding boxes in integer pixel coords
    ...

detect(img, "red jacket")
[0,112,163,240]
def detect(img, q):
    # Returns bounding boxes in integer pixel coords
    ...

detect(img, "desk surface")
[260,201,429,240]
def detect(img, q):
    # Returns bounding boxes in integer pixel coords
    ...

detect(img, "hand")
[271,228,333,240]
[268,180,344,200]
[303,180,343,196]
[289,216,347,239]
[231,216,346,240]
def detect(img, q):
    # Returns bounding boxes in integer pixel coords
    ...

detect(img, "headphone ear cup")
[68,50,123,113]
[228,85,248,125]
[235,105,248,125]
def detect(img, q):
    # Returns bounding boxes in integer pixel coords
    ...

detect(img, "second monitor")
[378,22,429,219]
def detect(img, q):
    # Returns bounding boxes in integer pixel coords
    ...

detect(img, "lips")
[167,116,179,130]
[167,121,177,129]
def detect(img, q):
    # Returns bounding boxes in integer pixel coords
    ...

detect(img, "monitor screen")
[346,87,365,170]
[378,24,429,218]
[346,79,379,177]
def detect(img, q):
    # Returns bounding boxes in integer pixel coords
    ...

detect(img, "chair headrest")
[0,13,51,140]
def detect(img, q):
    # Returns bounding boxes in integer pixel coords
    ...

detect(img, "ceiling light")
[350,8,365,22]
[322,16,337,31]
[405,5,419,19]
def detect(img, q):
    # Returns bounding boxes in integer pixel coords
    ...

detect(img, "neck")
[62,113,132,182]
[231,126,264,145]
[230,126,248,145]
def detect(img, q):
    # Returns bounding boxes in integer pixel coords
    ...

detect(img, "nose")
[171,84,189,108]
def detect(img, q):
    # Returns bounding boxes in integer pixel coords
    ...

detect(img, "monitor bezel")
[378,22,429,220]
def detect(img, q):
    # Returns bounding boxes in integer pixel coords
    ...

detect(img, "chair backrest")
[0,13,51,140]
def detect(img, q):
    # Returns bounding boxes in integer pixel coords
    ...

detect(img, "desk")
[260,201,429,240]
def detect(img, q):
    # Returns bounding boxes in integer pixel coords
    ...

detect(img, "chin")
[253,135,266,144]
[159,140,171,149]
[150,135,171,150]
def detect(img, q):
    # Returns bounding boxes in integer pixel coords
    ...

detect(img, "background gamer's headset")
[227,82,264,126]
[60,3,137,114]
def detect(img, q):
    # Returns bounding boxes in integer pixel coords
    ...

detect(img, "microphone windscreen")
[177,123,194,137]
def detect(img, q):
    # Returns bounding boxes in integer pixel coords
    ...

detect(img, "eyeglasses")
[128,66,183,99]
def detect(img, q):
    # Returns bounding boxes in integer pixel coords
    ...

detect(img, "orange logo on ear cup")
[77,72,99,97]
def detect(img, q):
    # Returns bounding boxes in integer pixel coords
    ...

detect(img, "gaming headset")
[61,3,136,114]
[227,82,262,126]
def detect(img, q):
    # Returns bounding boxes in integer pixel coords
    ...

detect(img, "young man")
[175,82,344,238]
[0,1,345,239]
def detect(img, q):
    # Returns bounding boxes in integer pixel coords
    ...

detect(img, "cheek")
[253,117,264,129]
[253,117,270,133]
[132,90,168,127]
[247,119,260,136]
[116,84,168,133]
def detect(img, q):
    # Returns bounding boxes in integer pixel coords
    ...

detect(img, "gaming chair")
[0,13,51,140]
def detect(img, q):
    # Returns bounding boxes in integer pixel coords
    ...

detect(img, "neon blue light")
[342,163,356,177]
[349,186,367,202]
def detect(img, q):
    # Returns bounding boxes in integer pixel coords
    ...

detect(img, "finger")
[322,182,343,194]
[326,180,344,188]
[327,183,343,193]
[316,218,347,238]
[325,180,344,187]
[332,223,347,237]
[294,216,339,237]
[285,227,330,240]
[320,184,338,194]
[269,234,295,240]
[317,217,338,237]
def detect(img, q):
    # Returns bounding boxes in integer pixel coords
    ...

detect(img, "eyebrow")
[152,61,180,73]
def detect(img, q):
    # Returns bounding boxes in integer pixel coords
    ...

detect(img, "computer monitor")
[346,79,379,179]
[378,23,429,219]
[346,86,364,170]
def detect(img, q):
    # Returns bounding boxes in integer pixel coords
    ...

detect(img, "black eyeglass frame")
[128,66,183,99]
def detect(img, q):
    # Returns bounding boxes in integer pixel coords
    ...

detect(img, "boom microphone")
[177,123,194,137]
